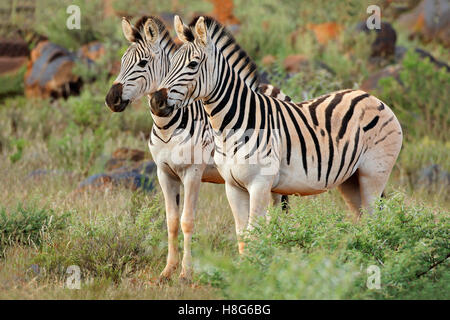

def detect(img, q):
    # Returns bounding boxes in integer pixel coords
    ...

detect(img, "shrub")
[34,0,120,50]
[376,51,450,141]
[33,194,166,282]
[0,204,70,257]
[198,193,450,299]
[0,65,26,100]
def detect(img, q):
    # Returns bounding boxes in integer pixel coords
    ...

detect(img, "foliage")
[0,66,26,100]
[0,204,71,257]
[196,194,450,299]
[376,51,450,142]
[33,194,166,282]
[34,0,121,50]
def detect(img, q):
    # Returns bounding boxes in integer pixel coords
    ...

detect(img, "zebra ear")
[144,18,159,44]
[174,15,189,43]
[122,17,136,42]
[194,16,207,46]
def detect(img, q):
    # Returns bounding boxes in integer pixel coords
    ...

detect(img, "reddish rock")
[357,21,398,65]
[0,56,27,75]
[24,41,82,99]
[397,0,450,47]
[307,22,342,45]
[0,38,29,75]
[105,147,149,171]
[261,55,276,67]
[360,65,402,92]
[209,0,240,25]
[283,54,309,74]
[75,147,156,193]
[78,41,105,62]
[112,147,146,161]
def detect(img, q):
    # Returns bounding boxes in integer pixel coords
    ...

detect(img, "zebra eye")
[138,59,148,67]
[187,61,198,69]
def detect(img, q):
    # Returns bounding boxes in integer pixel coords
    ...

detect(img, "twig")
[416,252,450,278]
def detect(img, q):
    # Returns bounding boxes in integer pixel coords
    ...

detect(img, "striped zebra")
[105,16,290,280]
[152,16,403,254]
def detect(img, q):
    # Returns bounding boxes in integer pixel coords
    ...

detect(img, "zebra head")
[153,16,215,111]
[106,16,169,112]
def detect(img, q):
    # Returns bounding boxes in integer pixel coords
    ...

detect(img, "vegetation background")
[0,0,448,299]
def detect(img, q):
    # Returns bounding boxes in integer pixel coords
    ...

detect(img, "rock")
[397,0,450,47]
[77,160,156,193]
[105,147,148,171]
[361,46,449,92]
[77,41,105,63]
[283,54,309,74]
[0,38,29,75]
[261,55,276,68]
[360,65,402,92]
[112,147,146,162]
[306,22,342,45]
[209,0,240,25]
[76,148,157,193]
[357,22,397,58]
[24,41,82,99]
[0,56,27,75]
[417,164,450,188]
[0,38,29,57]
[282,54,334,77]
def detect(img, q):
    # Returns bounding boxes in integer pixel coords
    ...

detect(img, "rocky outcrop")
[24,41,82,99]
[397,0,450,47]
[76,148,156,193]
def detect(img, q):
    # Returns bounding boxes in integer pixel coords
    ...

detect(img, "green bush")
[0,65,26,100]
[47,122,109,174]
[376,51,450,141]
[197,194,450,299]
[0,204,71,257]
[34,194,166,282]
[34,0,121,50]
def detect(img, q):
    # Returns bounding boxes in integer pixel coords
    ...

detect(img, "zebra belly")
[271,166,327,195]
[148,129,214,179]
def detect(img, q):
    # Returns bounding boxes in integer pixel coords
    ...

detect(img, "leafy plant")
[0,204,71,257]
[376,51,450,141]
[197,194,450,299]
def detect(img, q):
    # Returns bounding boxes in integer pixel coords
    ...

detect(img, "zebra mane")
[186,16,260,89]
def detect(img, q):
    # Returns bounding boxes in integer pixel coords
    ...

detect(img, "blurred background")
[0,0,448,299]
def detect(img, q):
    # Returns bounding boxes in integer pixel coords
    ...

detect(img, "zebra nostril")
[150,89,172,116]
[151,89,168,108]
[106,83,123,108]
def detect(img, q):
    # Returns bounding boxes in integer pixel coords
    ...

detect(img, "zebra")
[152,16,403,255]
[105,16,290,280]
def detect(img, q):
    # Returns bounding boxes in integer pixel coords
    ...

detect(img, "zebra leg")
[179,168,203,281]
[158,168,181,281]
[271,193,281,207]
[248,183,272,230]
[337,170,362,220]
[268,193,287,222]
[225,183,250,255]
[358,166,392,216]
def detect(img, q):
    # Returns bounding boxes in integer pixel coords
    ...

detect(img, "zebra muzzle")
[150,88,173,117]
[105,83,130,112]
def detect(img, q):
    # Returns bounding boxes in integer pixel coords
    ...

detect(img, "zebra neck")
[202,65,254,133]
[146,38,178,139]
[148,101,182,139]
